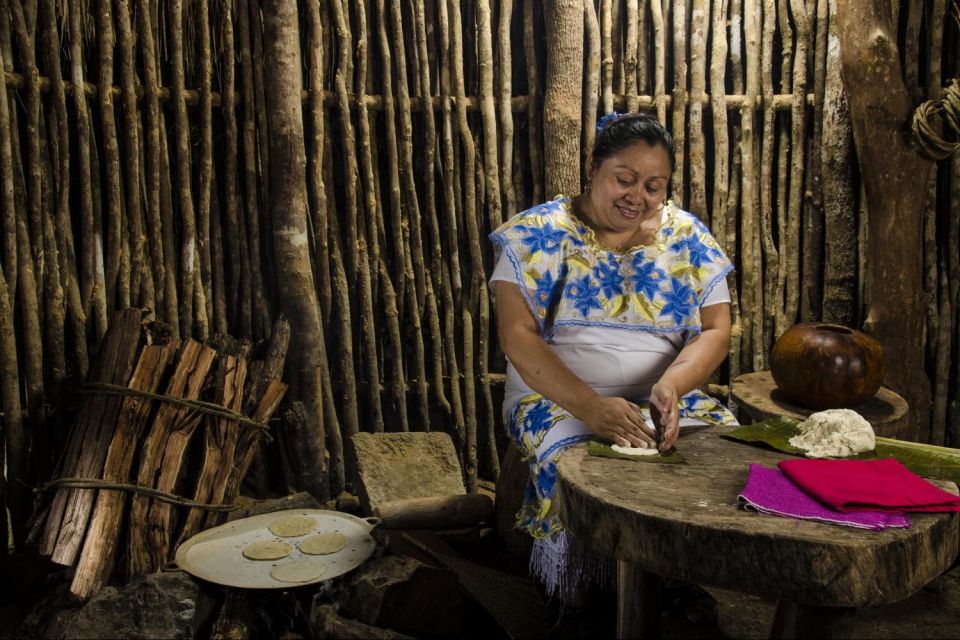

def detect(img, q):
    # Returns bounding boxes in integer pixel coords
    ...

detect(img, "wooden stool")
[731,370,910,439]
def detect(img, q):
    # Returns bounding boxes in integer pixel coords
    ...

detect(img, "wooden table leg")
[770,601,853,639]
[617,560,663,639]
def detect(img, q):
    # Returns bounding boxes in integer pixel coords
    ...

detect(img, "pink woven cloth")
[738,464,910,530]
[778,457,960,513]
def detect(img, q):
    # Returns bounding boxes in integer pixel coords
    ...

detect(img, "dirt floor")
[4,528,960,639]
[663,567,960,640]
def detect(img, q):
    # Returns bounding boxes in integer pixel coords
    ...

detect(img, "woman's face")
[585,140,672,240]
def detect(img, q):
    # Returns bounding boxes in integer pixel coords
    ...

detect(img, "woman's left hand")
[649,381,680,451]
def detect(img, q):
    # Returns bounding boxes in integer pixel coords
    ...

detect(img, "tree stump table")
[731,370,910,439]
[556,427,959,639]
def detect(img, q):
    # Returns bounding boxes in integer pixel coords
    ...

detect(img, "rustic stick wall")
[0,1,957,548]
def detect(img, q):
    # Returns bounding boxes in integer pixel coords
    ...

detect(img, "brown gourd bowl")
[769,322,886,410]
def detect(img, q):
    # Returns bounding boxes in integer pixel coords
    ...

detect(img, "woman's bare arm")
[495,281,656,448]
[650,302,732,448]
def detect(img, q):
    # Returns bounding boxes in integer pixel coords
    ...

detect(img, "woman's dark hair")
[591,113,675,172]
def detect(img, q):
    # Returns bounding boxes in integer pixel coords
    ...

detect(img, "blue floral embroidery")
[671,233,719,268]
[594,256,625,299]
[518,222,565,256]
[489,197,733,336]
[523,400,557,436]
[533,271,562,309]
[660,278,697,323]
[564,275,603,317]
[631,255,666,300]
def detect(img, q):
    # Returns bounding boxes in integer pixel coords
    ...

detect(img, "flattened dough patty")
[270,560,326,583]
[242,540,291,560]
[268,515,316,537]
[299,532,347,555]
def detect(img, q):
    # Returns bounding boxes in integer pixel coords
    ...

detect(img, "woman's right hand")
[579,396,657,449]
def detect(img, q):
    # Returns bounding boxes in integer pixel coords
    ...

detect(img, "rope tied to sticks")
[35,478,239,512]
[79,381,273,442]
[911,78,960,161]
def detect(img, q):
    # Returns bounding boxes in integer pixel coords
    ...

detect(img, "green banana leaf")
[587,440,686,464]
[723,417,960,486]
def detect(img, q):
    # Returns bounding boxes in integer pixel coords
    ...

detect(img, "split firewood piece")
[221,380,288,514]
[41,309,145,563]
[71,338,180,599]
[128,340,216,577]
[176,354,247,547]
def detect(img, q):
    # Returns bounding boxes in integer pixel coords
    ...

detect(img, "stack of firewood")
[31,309,289,599]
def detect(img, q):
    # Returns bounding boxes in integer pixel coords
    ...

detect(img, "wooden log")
[624,0,639,112]
[236,0,269,339]
[524,0,543,203]
[304,0,332,322]
[650,0,666,124]
[176,354,246,547]
[138,0,173,335]
[389,0,436,427]
[374,494,494,530]
[71,339,180,599]
[617,563,663,640]
[41,309,144,563]
[435,0,465,437]
[800,0,828,322]
[760,0,780,352]
[39,0,87,377]
[583,0,600,177]
[543,0,583,197]
[351,0,386,433]
[210,591,257,640]
[262,0,329,499]
[128,340,217,576]
[600,0,613,114]
[688,0,708,218]
[780,0,809,336]
[820,0,855,326]
[477,0,502,231]
[8,0,43,293]
[222,379,288,509]
[498,0,517,218]
[836,0,934,438]
[671,0,688,207]
[412,0,457,428]
[196,0,215,332]
[709,0,730,251]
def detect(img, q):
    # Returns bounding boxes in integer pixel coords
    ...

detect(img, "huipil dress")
[489,195,739,598]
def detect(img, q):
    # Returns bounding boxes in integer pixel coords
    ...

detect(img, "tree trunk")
[263,0,328,500]
[835,0,933,441]
[543,0,583,198]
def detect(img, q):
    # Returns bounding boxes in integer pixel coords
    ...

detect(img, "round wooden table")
[556,427,958,639]
[731,370,910,439]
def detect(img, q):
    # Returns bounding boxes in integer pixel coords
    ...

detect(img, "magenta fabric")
[738,464,910,530]
[778,457,960,513]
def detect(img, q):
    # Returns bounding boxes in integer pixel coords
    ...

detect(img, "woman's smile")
[578,139,672,249]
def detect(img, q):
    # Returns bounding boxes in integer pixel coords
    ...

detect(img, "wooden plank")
[128,340,216,576]
[42,309,144,563]
[176,354,247,548]
[71,339,179,598]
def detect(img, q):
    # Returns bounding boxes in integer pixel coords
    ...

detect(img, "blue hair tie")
[596,111,623,132]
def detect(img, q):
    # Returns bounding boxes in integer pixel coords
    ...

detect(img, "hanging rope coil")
[912,79,960,161]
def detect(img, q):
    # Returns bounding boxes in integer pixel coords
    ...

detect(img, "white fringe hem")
[529,530,613,600]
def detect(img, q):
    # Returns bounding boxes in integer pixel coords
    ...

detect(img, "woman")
[490,113,737,601]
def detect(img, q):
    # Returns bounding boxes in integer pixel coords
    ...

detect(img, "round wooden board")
[556,427,958,607]
[731,370,910,438]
